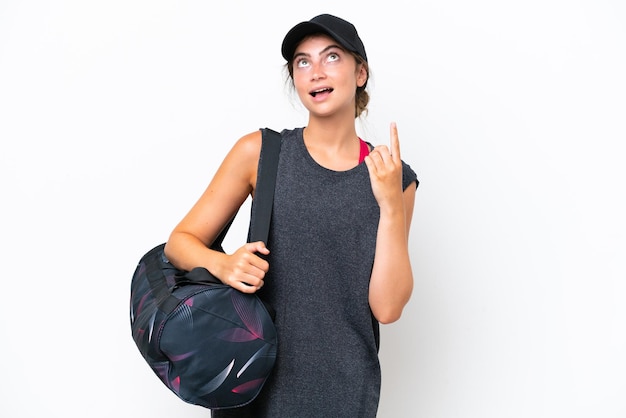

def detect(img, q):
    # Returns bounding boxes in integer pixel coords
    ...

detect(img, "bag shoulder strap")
[249,128,282,244]
[208,128,281,251]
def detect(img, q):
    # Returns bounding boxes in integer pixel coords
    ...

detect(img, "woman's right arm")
[163,130,270,294]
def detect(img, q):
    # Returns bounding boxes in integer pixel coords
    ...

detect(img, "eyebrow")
[293,44,344,60]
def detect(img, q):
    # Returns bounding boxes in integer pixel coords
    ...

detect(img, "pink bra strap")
[358,138,370,164]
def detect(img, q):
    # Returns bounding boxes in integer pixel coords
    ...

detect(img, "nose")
[310,62,326,81]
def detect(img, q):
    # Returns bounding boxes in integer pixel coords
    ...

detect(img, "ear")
[356,63,368,88]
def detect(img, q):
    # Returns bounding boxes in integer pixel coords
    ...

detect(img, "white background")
[1,1,625,417]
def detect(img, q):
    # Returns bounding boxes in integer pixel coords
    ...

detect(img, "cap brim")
[281,21,344,61]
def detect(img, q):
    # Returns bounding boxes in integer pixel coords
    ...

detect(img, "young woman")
[164,14,418,417]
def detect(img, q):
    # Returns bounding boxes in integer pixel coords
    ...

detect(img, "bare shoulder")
[218,130,263,193]
[231,130,263,159]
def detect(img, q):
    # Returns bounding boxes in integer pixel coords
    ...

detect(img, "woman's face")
[291,34,367,118]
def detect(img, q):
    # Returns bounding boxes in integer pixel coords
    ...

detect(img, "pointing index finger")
[390,122,401,161]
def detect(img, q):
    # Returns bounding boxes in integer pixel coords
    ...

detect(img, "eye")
[296,58,310,68]
[327,53,340,63]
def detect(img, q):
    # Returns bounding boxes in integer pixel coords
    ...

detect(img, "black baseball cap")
[281,14,368,63]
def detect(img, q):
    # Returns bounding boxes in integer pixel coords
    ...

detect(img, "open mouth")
[310,88,334,97]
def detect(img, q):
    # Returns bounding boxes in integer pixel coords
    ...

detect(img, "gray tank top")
[213,127,417,417]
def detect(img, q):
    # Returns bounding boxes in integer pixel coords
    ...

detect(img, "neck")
[304,113,359,150]
[302,114,362,171]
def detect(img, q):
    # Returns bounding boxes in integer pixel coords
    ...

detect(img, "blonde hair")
[352,53,370,118]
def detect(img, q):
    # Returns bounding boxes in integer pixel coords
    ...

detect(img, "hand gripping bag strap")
[151,128,282,314]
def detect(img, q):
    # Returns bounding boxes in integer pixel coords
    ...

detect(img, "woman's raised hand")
[364,122,404,210]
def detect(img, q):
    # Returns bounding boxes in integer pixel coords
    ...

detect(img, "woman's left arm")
[364,123,417,324]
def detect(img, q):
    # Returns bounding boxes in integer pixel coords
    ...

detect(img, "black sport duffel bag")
[130,128,281,409]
